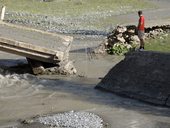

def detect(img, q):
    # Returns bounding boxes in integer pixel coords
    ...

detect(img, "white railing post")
[1,6,6,21]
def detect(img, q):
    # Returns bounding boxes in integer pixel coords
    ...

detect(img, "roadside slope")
[96,51,170,106]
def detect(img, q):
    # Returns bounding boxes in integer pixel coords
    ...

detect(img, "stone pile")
[145,25,170,38]
[107,25,139,47]
[94,25,170,54]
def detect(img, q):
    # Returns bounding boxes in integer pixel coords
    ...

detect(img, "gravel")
[4,10,131,35]
[37,111,104,128]
[3,0,170,35]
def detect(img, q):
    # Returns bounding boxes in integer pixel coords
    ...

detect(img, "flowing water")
[0,37,170,128]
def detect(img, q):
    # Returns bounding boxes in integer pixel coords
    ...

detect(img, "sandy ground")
[0,0,170,128]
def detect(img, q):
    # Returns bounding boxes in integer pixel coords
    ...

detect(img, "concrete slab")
[0,22,73,52]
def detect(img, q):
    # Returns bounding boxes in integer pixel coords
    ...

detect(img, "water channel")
[0,36,170,128]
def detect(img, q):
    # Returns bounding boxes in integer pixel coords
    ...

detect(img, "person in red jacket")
[137,10,145,50]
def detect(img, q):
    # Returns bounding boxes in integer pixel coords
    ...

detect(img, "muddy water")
[0,37,170,128]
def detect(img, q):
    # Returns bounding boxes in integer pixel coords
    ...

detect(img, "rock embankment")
[96,51,170,106]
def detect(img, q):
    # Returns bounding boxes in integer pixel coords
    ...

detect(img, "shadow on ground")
[0,59,33,74]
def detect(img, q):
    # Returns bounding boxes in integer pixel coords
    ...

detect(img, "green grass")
[146,35,170,53]
[0,0,155,16]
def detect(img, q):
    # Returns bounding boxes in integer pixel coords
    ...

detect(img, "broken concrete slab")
[96,51,170,106]
[0,23,76,75]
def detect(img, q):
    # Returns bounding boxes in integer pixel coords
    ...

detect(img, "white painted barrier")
[0,6,6,21]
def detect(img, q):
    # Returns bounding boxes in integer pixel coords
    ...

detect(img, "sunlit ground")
[146,34,170,53]
[0,0,155,16]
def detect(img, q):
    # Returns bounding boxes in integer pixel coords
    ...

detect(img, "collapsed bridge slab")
[0,22,76,75]
[96,51,170,106]
[0,36,76,75]
[0,37,64,63]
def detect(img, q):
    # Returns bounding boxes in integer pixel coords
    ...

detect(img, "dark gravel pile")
[96,51,170,106]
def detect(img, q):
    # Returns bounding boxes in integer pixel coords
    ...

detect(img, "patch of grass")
[146,35,170,53]
[0,0,155,16]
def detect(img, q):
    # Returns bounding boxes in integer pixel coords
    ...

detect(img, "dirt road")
[112,0,170,27]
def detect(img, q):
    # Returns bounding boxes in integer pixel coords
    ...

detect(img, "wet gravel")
[37,111,104,128]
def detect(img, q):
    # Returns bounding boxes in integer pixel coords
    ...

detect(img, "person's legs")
[138,30,145,49]
[140,38,144,49]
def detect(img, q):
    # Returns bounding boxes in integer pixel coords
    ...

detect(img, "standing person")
[137,10,145,51]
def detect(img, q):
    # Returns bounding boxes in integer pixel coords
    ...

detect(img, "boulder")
[116,26,127,33]
[130,35,140,42]
[117,37,126,43]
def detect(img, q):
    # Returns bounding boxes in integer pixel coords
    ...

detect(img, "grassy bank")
[146,35,170,53]
[0,0,155,16]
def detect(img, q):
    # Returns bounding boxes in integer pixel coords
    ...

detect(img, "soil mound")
[96,51,170,106]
